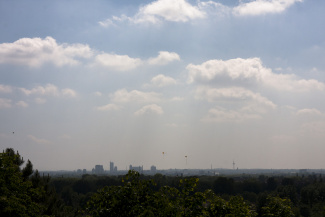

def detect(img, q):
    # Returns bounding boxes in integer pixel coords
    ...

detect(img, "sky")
[1,0,325,171]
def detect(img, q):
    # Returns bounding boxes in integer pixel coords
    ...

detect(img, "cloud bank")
[0,37,181,72]
[99,0,303,27]
[0,37,93,67]
[187,58,324,92]
[233,0,303,16]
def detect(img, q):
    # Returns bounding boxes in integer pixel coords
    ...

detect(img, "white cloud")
[110,89,161,104]
[296,108,324,117]
[100,0,206,25]
[0,37,179,71]
[0,84,13,93]
[98,18,115,27]
[150,74,177,87]
[61,88,77,98]
[16,101,28,108]
[99,0,300,27]
[198,1,231,16]
[148,51,180,65]
[96,103,122,111]
[187,58,325,92]
[134,0,205,23]
[0,37,93,67]
[233,0,303,16]
[201,106,262,122]
[20,84,77,98]
[187,58,266,83]
[28,135,51,145]
[134,104,164,116]
[20,84,59,96]
[95,53,142,71]
[98,15,131,27]
[198,86,278,122]
[0,98,11,109]
[195,86,277,109]
[94,51,179,71]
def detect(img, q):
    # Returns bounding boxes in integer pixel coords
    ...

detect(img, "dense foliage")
[0,148,71,216]
[85,170,256,216]
[2,148,325,216]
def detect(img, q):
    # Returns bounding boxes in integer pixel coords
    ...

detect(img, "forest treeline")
[1,148,325,216]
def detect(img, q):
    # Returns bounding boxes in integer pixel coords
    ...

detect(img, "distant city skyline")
[1,0,325,170]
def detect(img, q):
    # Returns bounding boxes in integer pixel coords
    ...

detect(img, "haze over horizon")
[1,0,325,171]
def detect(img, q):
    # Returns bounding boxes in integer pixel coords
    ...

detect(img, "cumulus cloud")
[95,53,142,71]
[132,0,205,23]
[0,37,93,67]
[0,84,13,93]
[195,86,276,108]
[28,135,51,145]
[134,104,164,116]
[187,58,325,92]
[20,84,59,96]
[233,0,303,16]
[96,103,122,111]
[148,51,180,65]
[198,1,231,16]
[201,106,262,122]
[196,86,278,122]
[98,18,115,27]
[187,58,266,84]
[0,98,11,109]
[98,15,131,27]
[110,89,161,104]
[99,0,205,26]
[99,0,300,27]
[20,84,77,98]
[95,51,179,71]
[0,37,180,71]
[150,74,177,87]
[61,88,77,98]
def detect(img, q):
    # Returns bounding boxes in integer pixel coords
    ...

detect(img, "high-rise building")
[151,165,157,174]
[93,165,104,174]
[129,165,143,173]
[110,161,114,173]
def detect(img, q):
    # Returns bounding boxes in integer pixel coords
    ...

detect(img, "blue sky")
[1,0,325,171]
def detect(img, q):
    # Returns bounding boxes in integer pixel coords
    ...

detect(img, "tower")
[110,161,114,173]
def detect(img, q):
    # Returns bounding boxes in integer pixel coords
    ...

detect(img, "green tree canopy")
[85,170,256,217]
[0,148,62,216]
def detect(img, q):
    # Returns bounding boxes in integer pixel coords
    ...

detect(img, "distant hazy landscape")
[2,147,325,216]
